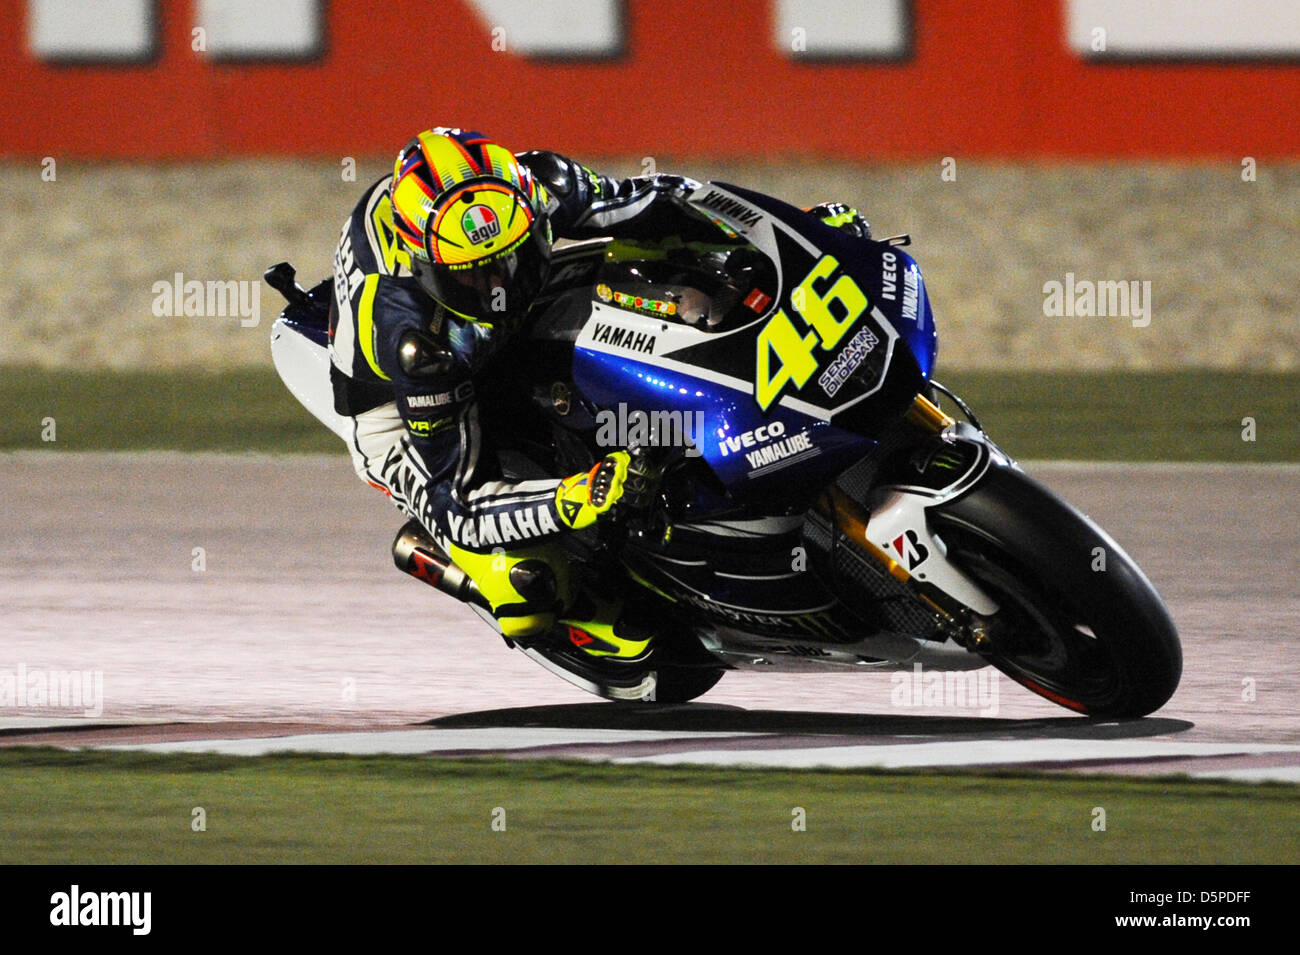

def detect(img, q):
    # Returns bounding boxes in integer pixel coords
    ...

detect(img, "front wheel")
[930,465,1182,718]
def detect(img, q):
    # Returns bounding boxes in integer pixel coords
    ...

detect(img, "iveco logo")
[718,420,785,457]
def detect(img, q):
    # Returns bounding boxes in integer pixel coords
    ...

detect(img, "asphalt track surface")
[2,453,1297,778]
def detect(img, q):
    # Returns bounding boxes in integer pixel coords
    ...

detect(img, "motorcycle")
[266,181,1182,718]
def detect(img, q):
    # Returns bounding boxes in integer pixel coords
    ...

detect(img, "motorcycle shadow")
[425,704,1193,740]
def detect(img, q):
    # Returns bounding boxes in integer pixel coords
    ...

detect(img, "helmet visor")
[418,224,551,324]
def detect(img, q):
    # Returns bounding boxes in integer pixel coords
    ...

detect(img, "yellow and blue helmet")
[391,128,551,326]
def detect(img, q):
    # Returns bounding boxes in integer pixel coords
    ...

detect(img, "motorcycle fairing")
[563,182,941,501]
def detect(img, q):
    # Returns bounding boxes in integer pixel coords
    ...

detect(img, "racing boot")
[395,451,659,651]
[554,589,656,665]
[393,519,571,641]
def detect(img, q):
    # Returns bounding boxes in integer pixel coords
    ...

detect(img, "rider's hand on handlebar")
[556,451,659,530]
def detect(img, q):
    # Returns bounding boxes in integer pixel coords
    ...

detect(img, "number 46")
[755,255,868,410]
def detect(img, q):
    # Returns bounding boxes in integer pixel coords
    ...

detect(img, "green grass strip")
[1,749,1295,864]
[1,367,1294,460]
[935,370,1296,462]
[1,366,334,453]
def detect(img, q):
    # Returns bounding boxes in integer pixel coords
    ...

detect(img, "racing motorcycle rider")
[328,127,871,665]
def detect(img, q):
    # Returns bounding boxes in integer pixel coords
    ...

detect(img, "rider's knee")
[349,402,405,487]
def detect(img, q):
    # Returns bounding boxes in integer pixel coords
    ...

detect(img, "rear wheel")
[931,466,1181,718]
[524,641,725,704]
[648,666,726,704]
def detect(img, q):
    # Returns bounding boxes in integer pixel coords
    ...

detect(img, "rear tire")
[648,666,725,704]
[525,642,725,705]
[930,465,1181,718]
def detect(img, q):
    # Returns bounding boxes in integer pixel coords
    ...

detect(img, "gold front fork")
[813,391,963,624]
[904,393,954,435]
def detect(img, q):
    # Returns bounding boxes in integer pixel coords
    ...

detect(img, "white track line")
[86,730,1300,786]
[1,717,112,732]
[1191,766,1300,783]
[614,739,1300,770]
[93,727,765,756]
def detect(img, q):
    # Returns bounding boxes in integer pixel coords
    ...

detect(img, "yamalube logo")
[462,205,500,244]
[50,885,151,935]
[717,420,819,473]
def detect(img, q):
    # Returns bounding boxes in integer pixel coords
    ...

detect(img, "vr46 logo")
[755,254,868,411]
[370,195,410,273]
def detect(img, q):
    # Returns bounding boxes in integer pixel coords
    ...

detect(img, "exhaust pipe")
[392,520,490,611]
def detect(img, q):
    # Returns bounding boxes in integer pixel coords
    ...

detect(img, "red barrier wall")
[1,0,1296,159]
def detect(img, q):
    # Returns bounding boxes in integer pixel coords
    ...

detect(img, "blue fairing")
[574,348,874,498]
[566,181,940,502]
[714,182,938,381]
[284,317,330,348]
[894,249,937,380]
[781,208,938,383]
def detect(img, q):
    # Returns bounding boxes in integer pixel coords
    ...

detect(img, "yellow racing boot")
[556,591,655,664]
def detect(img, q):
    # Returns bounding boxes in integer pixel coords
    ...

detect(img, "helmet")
[391,128,552,326]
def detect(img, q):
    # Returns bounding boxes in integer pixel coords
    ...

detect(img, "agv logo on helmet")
[426,181,535,266]
[462,205,500,245]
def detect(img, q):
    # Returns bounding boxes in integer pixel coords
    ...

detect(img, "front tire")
[930,465,1182,718]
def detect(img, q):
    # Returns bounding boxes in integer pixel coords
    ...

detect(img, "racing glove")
[808,201,872,240]
[555,451,656,530]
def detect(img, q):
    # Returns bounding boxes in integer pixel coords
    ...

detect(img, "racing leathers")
[328,151,717,650]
